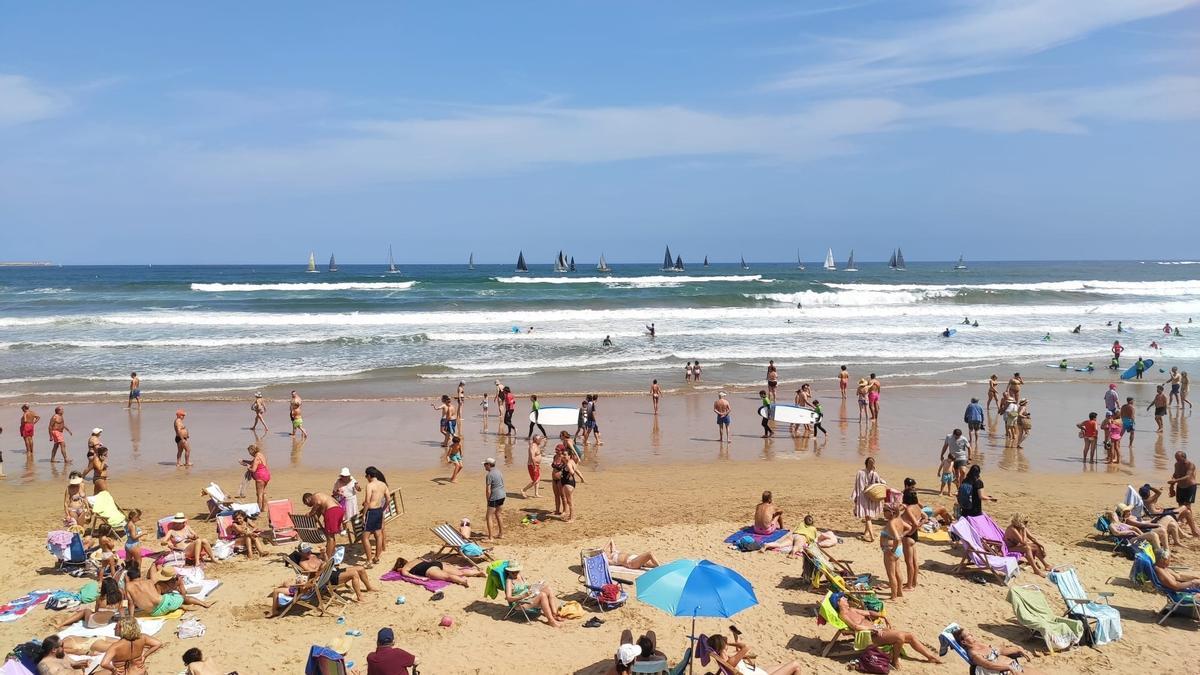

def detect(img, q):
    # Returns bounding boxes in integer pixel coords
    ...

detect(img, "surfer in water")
[942,328,953,338]
[1042,333,1051,341]
[1071,325,1081,334]
[645,323,656,338]
[601,336,613,347]
[1117,321,1124,333]
[972,320,978,327]
[962,317,971,325]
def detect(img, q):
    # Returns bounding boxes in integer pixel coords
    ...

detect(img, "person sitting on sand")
[1107,509,1171,550]
[1115,504,1186,547]
[366,627,418,675]
[754,491,784,535]
[603,539,659,570]
[1152,549,1200,591]
[1004,513,1052,575]
[705,632,802,675]
[833,593,942,667]
[611,629,665,675]
[503,559,565,628]
[391,556,485,587]
[126,566,214,616]
[951,626,1043,675]
[160,513,215,565]
[229,510,264,559]
[97,616,162,675]
[54,575,125,630]
[182,647,223,675]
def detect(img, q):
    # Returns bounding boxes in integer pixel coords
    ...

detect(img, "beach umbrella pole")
[689,613,696,675]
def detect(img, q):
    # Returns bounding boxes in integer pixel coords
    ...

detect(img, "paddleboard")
[528,406,578,426]
[942,329,956,337]
[1120,359,1154,381]
[758,404,817,425]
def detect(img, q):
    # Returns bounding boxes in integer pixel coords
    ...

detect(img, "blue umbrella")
[636,559,758,674]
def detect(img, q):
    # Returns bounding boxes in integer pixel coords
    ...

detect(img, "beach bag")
[856,645,891,673]
[461,543,483,557]
[212,539,234,560]
[864,484,889,502]
[599,583,621,603]
[558,600,584,619]
[736,535,762,552]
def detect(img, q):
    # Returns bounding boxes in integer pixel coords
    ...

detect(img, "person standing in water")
[650,379,661,415]
[684,361,693,383]
[838,365,849,399]
[126,372,141,410]
[1167,367,1182,407]
[714,392,732,443]
[867,373,882,420]
[986,374,1000,412]
[527,394,547,439]
[48,406,72,463]
[290,390,308,439]
[1111,340,1124,365]
[1120,396,1137,449]
[963,397,984,448]
[1147,385,1168,432]
[173,409,191,467]
[766,361,778,402]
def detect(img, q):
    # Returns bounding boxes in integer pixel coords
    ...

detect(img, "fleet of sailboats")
[843,250,858,272]
[889,248,907,271]
[555,250,569,273]
[823,248,836,271]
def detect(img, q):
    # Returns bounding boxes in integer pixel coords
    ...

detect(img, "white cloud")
[0,74,67,126]
[768,0,1200,90]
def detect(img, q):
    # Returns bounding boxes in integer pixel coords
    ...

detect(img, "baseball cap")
[483,457,496,465]
[377,627,394,645]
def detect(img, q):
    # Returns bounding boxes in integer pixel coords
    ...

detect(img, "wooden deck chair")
[949,518,1018,584]
[803,543,872,593]
[267,499,298,544]
[431,523,493,567]
[580,549,628,611]
[278,556,347,618]
[289,513,328,545]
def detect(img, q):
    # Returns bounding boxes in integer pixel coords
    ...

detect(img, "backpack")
[736,535,762,552]
[957,482,975,512]
[857,645,891,673]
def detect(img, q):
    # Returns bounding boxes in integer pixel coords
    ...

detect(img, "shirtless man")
[48,406,72,463]
[1146,385,1168,433]
[766,361,778,401]
[1167,366,1182,407]
[268,544,375,616]
[303,491,344,559]
[361,466,388,567]
[754,491,784,535]
[521,434,545,498]
[650,379,661,415]
[986,374,1000,411]
[436,395,455,448]
[182,648,222,675]
[126,372,141,410]
[173,409,191,467]
[1119,396,1136,449]
[867,374,882,420]
[125,570,212,616]
[1153,551,1200,591]
[838,365,849,399]
[34,636,89,674]
[290,390,308,439]
[1007,372,1024,399]
[1168,451,1198,535]
[19,404,39,457]
[714,392,732,443]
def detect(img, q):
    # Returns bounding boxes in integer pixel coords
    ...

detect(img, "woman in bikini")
[986,374,1000,411]
[603,539,659,570]
[559,450,585,523]
[161,513,215,565]
[878,503,906,599]
[230,510,264,559]
[97,616,161,675]
[63,473,91,528]
[86,445,110,495]
[124,509,146,570]
[391,556,484,587]
[1004,513,1052,575]
[834,594,942,668]
[550,444,567,516]
[54,575,125,630]
[705,633,802,675]
[94,524,122,578]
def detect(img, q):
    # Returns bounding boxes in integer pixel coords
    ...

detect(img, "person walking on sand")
[650,379,661,414]
[483,458,505,539]
[126,372,141,410]
[1007,372,1024,399]
[986,374,1000,412]
[867,373,882,419]
[250,392,268,433]
[1181,371,1193,410]
[527,394,547,439]
[447,435,464,482]
[1167,367,1182,407]
[19,404,39,457]
[173,409,191,467]
[48,406,73,463]
[289,390,308,439]
[521,434,545,498]
[1147,385,1168,433]
[855,378,869,421]
[839,365,849,399]
[502,387,517,437]
[1119,396,1136,449]
[963,397,984,448]
[766,360,778,401]
[941,428,971,486]
[714,392,732,443]
[361,466,388,567]
[586,393,603,444]
[759,390,774,438]
[436,394,454,448]
[852,457,884,542]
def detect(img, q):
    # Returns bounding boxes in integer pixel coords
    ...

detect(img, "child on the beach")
[448,436,464,483]
[1103,413,1123,464]
[479,395,489,422]
[936,456,954,495]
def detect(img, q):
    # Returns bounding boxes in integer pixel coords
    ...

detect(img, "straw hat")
[151,565,178,582]
[506,560,522,572]
[171,512,187,523]
[326,636,353,655]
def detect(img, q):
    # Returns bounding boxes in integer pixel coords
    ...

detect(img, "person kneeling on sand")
[392,555,485,587]
[503,559,565,627]
[834,593,942,667]
[704,632,803,675]
[952,627,1043,674]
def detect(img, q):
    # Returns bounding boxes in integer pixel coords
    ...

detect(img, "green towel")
[1007,586,1083,652]
[78,581,99,603]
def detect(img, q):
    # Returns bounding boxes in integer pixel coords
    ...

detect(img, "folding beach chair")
[803,543,873,594]
[629,658,668,674]
[1131,552,1200,624]
[1006,584,1083,652]
[484,560,542,623]
[1093,514,1136,557]
[580,549,628,612]
[695,634,736,675]
[278,556,348,618]
[267,499,298,544]
[289,513,329,545]
[304,645,349,675]
[938,623,1008,675]
[949,518,1018,584]
[431,522,493,567]
[964,515,1024,564]
[87,491,127,533]
[47,531,93,574]
[1047,566,1121,646]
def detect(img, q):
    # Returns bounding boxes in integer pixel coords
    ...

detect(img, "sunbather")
[289,544,376,600]
[503,559,565,627]
[392,556,484,587]
[54,575,125,629]
[97,616,162,675]
[1107,510,1171,550]
[834,593,942,667]
[63,473,91,528]
[760,515,838,556]
[125,569,213,616]
[705,633,801,675]
[1153,550,1200,591]
[754,491,784,535]
[604,539,659,569]
[160,513,215,565]
[950,627,1044,675]
[36,635,117,674]
[1116,504,1187,547]
[1004,513,1052,575]
[229,510,264,559]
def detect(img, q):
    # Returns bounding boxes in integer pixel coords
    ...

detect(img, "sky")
[1,1,1198,264]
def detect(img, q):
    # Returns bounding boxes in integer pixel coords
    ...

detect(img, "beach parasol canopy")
[636,558,758,617]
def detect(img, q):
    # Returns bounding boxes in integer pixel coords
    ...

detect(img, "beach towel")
[1047,568,1122,646]
[0,660,35,675]
[58,617,165,640]
[1007,586,1083,652]
[0,590,54,622]
[949,518,1018,582]
[723,526,789,546]
[88,492,126,528]
[381,569,451,592]
[483,560,508,599]
[918,529,951,543]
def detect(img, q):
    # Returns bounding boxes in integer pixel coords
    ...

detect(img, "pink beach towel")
[380,570,451,592]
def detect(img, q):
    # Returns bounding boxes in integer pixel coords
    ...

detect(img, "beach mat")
[380,569,451,592]
[919,529,951,543]
[58,617,165,640]
[0,591,54,623]
[724,527,789,546]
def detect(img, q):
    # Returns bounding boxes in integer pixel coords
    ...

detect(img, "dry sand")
[0,386,1195,674]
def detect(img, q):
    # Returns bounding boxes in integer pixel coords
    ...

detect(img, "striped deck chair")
[1047,566,1121,646]
[580,549,628,611]
[267,499,298,544]
[278,556,346,618]
[289,513,328,545]
[431,523,492,567]
[803,543,873,594]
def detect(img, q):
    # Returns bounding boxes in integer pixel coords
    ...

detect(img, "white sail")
[387,245,399,273]
[597,253,611,273]
[796,249,805,270]
[740,256,749,270]
[954,254,967,270]
[823,248,836,271]
[306,252,318,273]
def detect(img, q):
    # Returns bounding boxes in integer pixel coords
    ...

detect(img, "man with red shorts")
[19,404,40,457]
[303,491,345,560]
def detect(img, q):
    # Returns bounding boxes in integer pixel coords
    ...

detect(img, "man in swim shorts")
[714,392,732,443]
[963,398,984,447]
[362,467,388,567]
[437,394,454,448]
[1167,367,1182,407]
[303,491,344,559]
[1119,397,1136,449]
[125,571,211,616]
[754,491,784,535]
[126,372,141,410]
[867,374,881,420]
[19,404,39,457]
[1146,385,1168,432]
[48,405,72,464]
[290,390,308,439]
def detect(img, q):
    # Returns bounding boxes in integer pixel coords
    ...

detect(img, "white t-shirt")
[946,435,969,462]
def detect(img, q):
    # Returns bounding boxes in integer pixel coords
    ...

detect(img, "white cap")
[92,428,103,435]
[718,392,727,398]
[617,643,641,666]
[339,467,351,477]
[483,457,496,465]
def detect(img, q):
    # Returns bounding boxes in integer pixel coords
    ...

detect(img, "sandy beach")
[0,380,1195,674]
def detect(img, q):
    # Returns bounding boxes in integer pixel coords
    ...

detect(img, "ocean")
[1,260,1197,403]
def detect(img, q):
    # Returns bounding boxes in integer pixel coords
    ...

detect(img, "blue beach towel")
[723,527,789,546]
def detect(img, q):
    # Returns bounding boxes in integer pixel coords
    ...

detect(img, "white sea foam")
[493,275,766,285]
[445,353,670,372]
[821,280,1200,295]
[0,336,332,349]
[190,281,416,292]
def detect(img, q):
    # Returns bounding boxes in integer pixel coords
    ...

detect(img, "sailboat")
[823,248,836,271]
[740,256,750,271]
[843,250,858,272]
[554,251,568,273]
[515,251,529,273]
[468,253,475,270]
[888,250,898,270]
[328,254,338,273]
[796,250,806,271]
[569,256,576,272]
[597,253,612,273]
[386,245,399,274]
[895,248,907,271]
[703,256,709,268]
[954,254,967,270]
[662,246,676,272]
[673,255,684,271]
[306,252,318,273]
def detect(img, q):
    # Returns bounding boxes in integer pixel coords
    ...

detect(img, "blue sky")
[1,1,1198,264]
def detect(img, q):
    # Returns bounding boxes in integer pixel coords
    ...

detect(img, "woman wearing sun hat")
[63,472,91,528]
[160,512,214,565]
[332,467,360,519]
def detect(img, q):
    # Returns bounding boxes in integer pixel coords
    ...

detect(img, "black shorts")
[1177,484,1197,507]
[364,507,384,533]
[953,459,969,469]
[487,498,506,508]
[967,421,983,431]
[330,569,342,585]
[1155,407,1168,417]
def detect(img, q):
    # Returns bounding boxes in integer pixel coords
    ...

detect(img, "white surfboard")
[759,404,817,425]
[528,406,578,426]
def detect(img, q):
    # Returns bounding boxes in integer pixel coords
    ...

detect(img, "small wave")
[190,281,416,292]
[11,287,72,295]
[1156,261,1200,265]
[820,280,1200,296]
[445,353,670,372]
[493,275,766,286]
[417,371,536,379]
[747,289,954,307]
